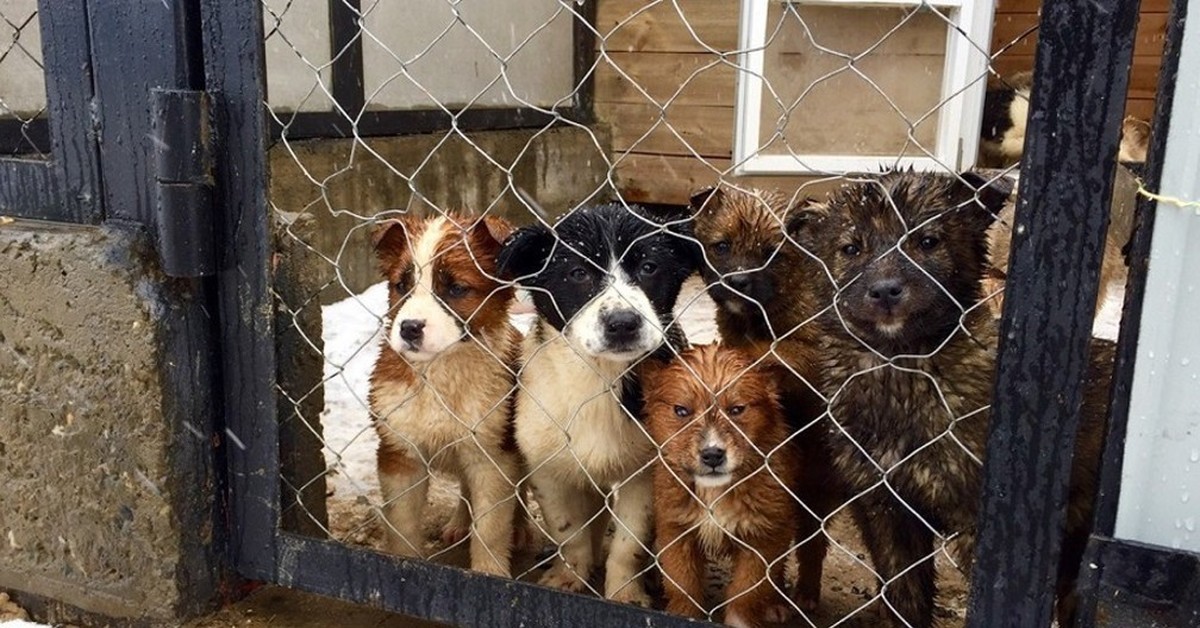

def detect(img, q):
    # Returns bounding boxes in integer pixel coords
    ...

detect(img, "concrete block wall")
[0,222,222,626]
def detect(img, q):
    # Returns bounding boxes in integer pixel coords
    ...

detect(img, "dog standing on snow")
[369,213,523,577]
[644,344,800,627]
[498,203,699,605]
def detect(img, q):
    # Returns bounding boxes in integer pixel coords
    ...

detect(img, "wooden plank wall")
[990,0,1167,122]
[593,0,1169,206]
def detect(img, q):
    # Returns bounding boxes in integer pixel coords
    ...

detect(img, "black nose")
[399,319,425,343]
[699,447,726,469]
[724,273,752,294]
[866,278,905,308]
[602,310,642,339]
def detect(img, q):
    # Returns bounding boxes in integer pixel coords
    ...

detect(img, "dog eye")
[918,235,939,250]
[446,283,470,298]
[569,267,590,283]
[712,241,731,255]
[727,405,746,416]
[841,243,861,257]
[673,405,692,418]
[639,261,659,276]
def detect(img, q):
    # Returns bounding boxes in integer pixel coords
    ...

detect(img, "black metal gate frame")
[202,0,1176,626]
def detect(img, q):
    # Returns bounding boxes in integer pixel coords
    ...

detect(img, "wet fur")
[497,203,700,605]
[645,345,799,628]
[793,171,1113,627]
[369,214,524,577]
[687,184,840,611]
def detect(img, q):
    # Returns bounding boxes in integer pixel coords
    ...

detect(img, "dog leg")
[604,469,654,606]
[853,493,936,628]
[529,469,598,593]
[656,521,705,619]
[726,530,796,628]
[378,446,430,559]
[442,483,471,548]
[462,451,519,577]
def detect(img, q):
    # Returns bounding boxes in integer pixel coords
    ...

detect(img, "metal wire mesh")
[0,0,47,156]
[262,2,1135,626]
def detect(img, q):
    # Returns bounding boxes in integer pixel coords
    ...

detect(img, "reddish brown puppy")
[645,344,800,628]
[369,213,524,577]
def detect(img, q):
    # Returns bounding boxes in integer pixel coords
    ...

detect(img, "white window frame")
[733,0,997,175]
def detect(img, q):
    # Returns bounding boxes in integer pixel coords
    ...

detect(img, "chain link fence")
[263,1,1142,625]
[0,0,47,156]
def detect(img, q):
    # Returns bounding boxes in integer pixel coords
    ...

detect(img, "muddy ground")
[317,476,969,627]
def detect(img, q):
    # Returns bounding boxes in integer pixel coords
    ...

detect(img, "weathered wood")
[597,0,738,53]
[993,12,1168,57]
[994,0,1168,13]
[611,152,838,206]
[595,51,737,107]
[597,102,734,157]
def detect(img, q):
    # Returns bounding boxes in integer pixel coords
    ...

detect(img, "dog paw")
[793,591,820,613]
[539,565,589,593]
[440,523,470,547]
[609,585,652,608]
[764,602,797,623]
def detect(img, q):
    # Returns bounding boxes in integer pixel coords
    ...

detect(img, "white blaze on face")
[387,216,464,362]
[693,426,732,488]
[566,262,665,360]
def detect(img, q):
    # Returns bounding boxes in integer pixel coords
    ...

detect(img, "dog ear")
[784,197,827,237]
[687,186,724,215]
[496,223,554,282]
[371,217,412,271]
[467,215,515,256]
[955,170,1012,231]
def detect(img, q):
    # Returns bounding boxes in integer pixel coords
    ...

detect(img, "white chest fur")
[371,336,513,471]
[514,324,656,486]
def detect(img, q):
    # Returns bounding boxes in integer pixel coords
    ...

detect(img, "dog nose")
[725,273,752,294]
[399,319,425,343]
[699,447,726,469]
[866,278,905,308]
[602,310,642,338]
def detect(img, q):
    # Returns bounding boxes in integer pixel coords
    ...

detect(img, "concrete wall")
[0,222,222,626]
[268,125,611,303]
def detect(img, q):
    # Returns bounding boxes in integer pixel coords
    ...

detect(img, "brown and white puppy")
[368,213,523,577]
[688,184,838,612]
[793,170,1113,627]
[645,344,799,628]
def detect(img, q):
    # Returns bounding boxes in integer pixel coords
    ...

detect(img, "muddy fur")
[644,345,800,627]
[687,183,842,612]
[792,170,1114,627]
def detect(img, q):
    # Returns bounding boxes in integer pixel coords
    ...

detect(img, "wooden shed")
[593,0,1169,206]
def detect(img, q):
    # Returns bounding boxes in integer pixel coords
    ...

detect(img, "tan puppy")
[369,213,522,577]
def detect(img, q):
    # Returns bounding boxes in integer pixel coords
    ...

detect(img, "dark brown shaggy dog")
[687,184,840,612]
[645,344,799,628]
[791,171,1114,627]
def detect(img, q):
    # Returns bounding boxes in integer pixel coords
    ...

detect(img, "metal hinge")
[151,88,215,278]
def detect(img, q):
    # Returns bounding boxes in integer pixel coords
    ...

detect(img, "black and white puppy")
[498,202,698,605]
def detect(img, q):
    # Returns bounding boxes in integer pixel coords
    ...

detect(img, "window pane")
[757,3,947,158]
[361,0,575,110]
